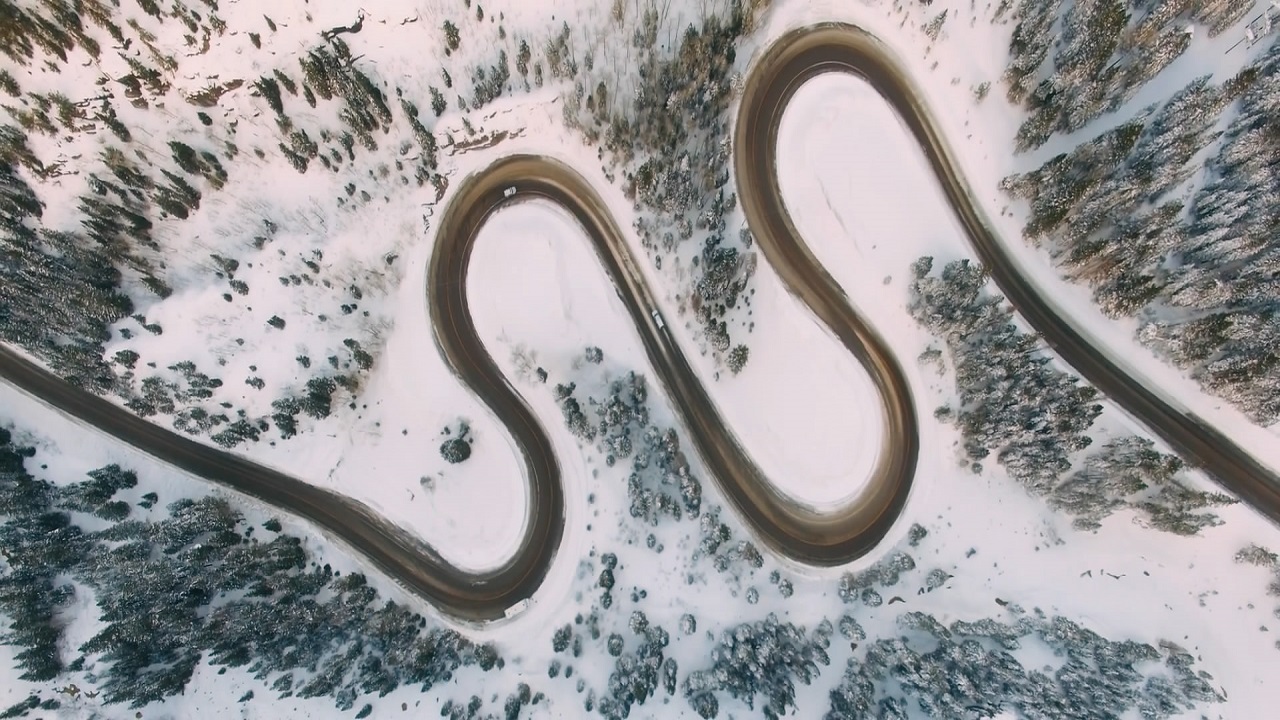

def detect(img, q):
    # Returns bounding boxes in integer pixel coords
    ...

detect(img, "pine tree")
[442,20,460,52]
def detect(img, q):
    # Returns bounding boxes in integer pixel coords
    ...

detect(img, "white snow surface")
[470,195,884,512]
[751,0,1280,477]
[707,225,884,510]
[5,0,1280,718]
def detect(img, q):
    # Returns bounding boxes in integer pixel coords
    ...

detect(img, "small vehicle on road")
[503,186,517,199]
[504,598,529,619]
[651,309,666,330]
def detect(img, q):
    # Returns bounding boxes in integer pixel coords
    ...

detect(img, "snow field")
[756,0,1280,473]
[5,0,1280,717]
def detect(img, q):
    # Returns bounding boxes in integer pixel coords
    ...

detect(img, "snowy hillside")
[2,0,1280,718]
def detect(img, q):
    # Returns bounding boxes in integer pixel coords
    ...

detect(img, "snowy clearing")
[753,0,1280,476]
[5,0,1280,718]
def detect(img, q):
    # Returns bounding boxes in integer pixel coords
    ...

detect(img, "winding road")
[1,22,1276,623]
[429,155,914,573]
[746,24,1280,520]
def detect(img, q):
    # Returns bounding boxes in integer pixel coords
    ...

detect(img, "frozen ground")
[6,314,1280,720]
[5,0,1274,569]
[752,0,1280,475]
[5,0,1280,718]
[471,196,883,513]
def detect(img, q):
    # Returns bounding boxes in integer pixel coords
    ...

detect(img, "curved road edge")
[0,344,518,622]
[428,155,914,568]
[740,23,1280,524]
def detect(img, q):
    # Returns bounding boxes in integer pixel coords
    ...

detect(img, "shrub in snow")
[726,344,749,375]
[439,421,473,464]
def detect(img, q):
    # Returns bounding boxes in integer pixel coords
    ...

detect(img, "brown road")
[0,344,529,622]
[428,155,914,577]
[14,21,1261,624]
[740,23,1280,523]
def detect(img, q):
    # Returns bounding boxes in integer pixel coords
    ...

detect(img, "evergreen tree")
[442,20,460,52]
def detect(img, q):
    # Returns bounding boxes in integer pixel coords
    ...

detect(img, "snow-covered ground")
[752,0,1280,476]
[705,223,884,510]
[469,197,884,512]
[7,308,1280,720]
[6,0,1280,718]
[6,0,1274,568]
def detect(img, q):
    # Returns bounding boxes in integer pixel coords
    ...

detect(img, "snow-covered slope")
[3,0,1280,718]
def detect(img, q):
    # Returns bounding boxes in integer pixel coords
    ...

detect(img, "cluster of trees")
[133,366,352,448]
[835,526,952,608]
[910,257,1101,492]
[553,370,703,527]
[439,421,473,464]
[682,613,833,719]
[1001,0,1280,424]
[2,2,232,306]
[1,128,131,394]
[707,534,764,574]
[2,18,343,449]
[1,693,61,718]
[109,271,377,443]
[826,609,1221,719]
[909,257,1231,534]
[1002,0,1254,151]
[544,604,674,717]
[443,20,461,54]
[0,427,488,710]
[1050,436,1234,534]
[114,349,354,449]
[469,49,511,110]
[1002,35,1280,423]
[553,380,596,441]
[123,360,221,418]
[535,490,1219,720]
[837,550,917,608]
[1141,38,1280,423]
[551,358,769,581]
[596,612,673,719]
[0,0,413,458]
[88,146,164,264]
[8,89,89,137]
[168,140,226,192]
[1001,71,1231,249]
[554,2,761,365]
[634,422,704,524]
[254,29,453,210]
[398,94,440,185]
[270,375,346,440]
[0,0,122,68]
[0,428,90,683]
[542,21,577,90]
[265,38,394,173]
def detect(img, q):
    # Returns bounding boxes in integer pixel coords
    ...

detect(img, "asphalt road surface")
[428,155,915,577]
[0,344,523,622]
[3,23,1274,623]
[739,23,1280,523]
